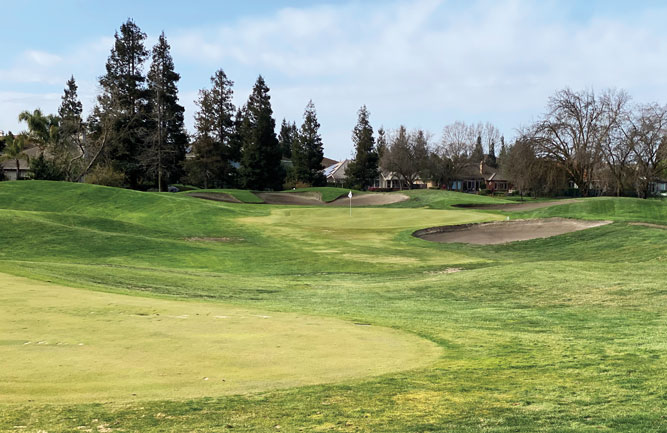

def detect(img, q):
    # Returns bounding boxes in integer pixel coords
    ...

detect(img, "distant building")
[1,145,42,180]
[324,159,349,187]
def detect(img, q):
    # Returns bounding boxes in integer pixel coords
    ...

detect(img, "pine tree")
[488,138,497,167]
[57,76,85,180]
[278,119,297,159]
[144,32,187,191]
[188,69,236,188]
[292,100,325,186]
[345,105,378,190]
[376,127,388,162]
[58,76,83,129]
[498,135,508,167]
[471,134,484,162]
[240,76,283,190]
[95,18,149,188]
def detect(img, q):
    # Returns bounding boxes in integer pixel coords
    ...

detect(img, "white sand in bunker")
[328,193,409,206]
[415,218,612,245]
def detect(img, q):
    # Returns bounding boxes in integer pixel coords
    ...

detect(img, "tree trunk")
[16,159,20,180]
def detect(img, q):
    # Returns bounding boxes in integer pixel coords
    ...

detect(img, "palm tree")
[1,133,30,180]
[18,109,59,149]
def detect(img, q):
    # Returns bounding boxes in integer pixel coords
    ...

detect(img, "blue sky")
[3,0,667,159]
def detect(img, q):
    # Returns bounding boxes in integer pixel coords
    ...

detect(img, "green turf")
[0,273,439,403]
[0,181,665,432]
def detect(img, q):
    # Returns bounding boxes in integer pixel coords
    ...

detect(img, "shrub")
[85,164,125,188]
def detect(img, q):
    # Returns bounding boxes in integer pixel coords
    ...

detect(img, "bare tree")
[381,126,431,189]
[596,91,632,196]
[529,88,625,197]
[626,103,667,198]
[503,138,538,200]
[435,122,475,187]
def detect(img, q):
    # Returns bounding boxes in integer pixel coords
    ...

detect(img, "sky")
[2,0,667,160]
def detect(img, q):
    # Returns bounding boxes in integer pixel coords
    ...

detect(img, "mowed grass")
[0,274,440,403]
[0,181,665,432]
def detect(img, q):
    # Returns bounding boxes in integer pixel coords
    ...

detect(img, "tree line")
[345,90,667,198]
[2,19,665,197]
[1,19,327,191]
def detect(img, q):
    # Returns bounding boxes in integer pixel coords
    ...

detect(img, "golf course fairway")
[0,182,665,432]
[0,273,441,403]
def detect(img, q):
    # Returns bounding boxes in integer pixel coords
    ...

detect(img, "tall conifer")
[292,100,325,186]
[240,76,283,190]
[144,32,187,191]
[345,105,378,190]
[96,18,149,188]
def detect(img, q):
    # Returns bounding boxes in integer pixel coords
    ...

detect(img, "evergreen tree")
[95,18,150,188]
[58,76,83,133]
[376,127,388,162]
[345,105,378,190]
[488,138,497,167]
[292,100,325,186]
[240,76,283,190]
[471,134,484,162]
[144,32,187,191]
[497,135,508,167]
[57,76,85,180]
[278,119,297,159]
[188,69,236,188]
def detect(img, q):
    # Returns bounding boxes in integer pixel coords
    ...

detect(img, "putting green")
[0,273,441,403]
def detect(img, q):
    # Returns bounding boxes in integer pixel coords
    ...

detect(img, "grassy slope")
[511,196,667,224]
[0,181,665,432]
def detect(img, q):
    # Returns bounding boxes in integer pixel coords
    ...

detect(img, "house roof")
[1,145,43,171]
[324,159,349,180]
[457,161,508,182]
[321,156,338,168]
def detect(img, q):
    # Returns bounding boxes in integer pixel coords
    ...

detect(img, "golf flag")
[348,190,352,216]
[348,190,353,199]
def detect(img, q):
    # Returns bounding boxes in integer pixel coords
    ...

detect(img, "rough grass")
[0,181,665,432]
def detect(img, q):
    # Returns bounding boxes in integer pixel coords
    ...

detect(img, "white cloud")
[3,0,667,159]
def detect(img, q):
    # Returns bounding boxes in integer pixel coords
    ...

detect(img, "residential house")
[448,161,510,193]
[324,159,349,186]
[1,145,42,180]
[649,179,667,196]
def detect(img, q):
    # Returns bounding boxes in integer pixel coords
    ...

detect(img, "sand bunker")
[328,193,409,206]
[190,190,410,206]
[452,199,580,212]
[188,192,241,203]
[256,192,324,205]
[414,218,612,245]
[256,192,409,206]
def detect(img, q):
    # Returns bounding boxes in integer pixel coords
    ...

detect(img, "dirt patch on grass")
[629,222,667,230]
[328,193,409,206]
[414,218,612,245]
[452,198,580,212]
[188,192,242,203]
